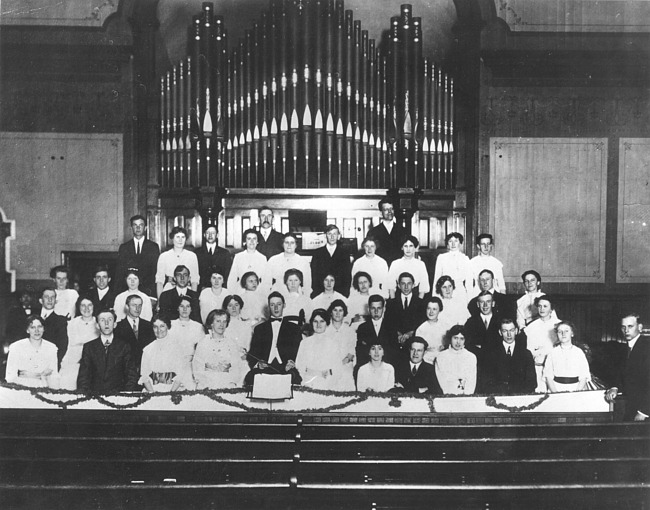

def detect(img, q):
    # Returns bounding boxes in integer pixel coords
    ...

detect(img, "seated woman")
[282,269,313,325]
[295,309,341,390]
[193,309,246,389]
[114,269,154,322]
[415,296,451,365]
[223,294,253,354]
[543,321,591,393]
[347,271,373,327]
[139,315,188,392]
[435,275,470,326]
[356,342,395,393]
[351,237,391,298]
[199,266,228,324]
[327,300,356,391]
[312,273,347,312]
[170,295,205,366]
[237,271,268,324]
[59,296,100,390]
[6,315,59,388]
[434,325,477,395]
[387,235,430,298]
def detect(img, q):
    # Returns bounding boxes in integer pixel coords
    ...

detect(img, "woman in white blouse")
[171,295,205,367]
[543,321,590,393]
[223,294,254,353]
[312,273,347,312]
[347,271,373,327]
[237,271,268,324]
[356,343,395,393]
[435,275,470,326]
[140,315,187,392]
[388,235,430,298]
[282,269,313,325]
[6,315,59,388]
[432,232,474,303]
[199,266,228,324]
[295,309,341,390]
[350,237,391,298]
[327,299,356,391]
[435,325,477,395]
[192,309,246,389]
[156,226,200,296]
[59,296,100,390]
[415,296,451,365]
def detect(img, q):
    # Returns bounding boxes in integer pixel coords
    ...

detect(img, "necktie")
[411,365,417,376]
[133,320,138,339]
[209,247,213,255]
[104,340,110,353]
[627,344,632,358]
[136,241,140,255]
[404,297,408,309]
[484,318,489,329]
[507,346,512,356]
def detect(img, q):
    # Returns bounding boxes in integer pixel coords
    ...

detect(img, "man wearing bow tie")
[244,292,302,385]
[77,309,138,395]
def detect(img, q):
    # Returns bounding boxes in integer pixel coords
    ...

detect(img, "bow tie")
[270,318,283,322]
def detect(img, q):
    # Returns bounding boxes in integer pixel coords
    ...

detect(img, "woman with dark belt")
[543,321,590,393]
[139,315,186,392]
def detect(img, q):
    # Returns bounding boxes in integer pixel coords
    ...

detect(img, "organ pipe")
[160,0,455,190]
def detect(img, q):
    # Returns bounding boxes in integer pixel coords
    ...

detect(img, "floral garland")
[485,393,549,413]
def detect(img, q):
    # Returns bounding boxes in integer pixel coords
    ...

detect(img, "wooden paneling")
[490,137,607,283]
[617,138,650,283]
[0,133,123,279]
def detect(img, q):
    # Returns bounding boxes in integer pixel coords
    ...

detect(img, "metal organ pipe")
[161,1,455,190]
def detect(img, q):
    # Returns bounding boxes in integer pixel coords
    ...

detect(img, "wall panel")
[490,137,607,283]
[0,132,123,280]
[617,138,650,283]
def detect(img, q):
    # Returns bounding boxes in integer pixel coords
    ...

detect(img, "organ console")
[155,1,465,254]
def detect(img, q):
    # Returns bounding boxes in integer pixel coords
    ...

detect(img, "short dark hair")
[96,308,117,321]
[325,224,340,234]
[621,312,642,324]
[203,224,218,234]
[40,286,57,298]
[521,270,542,283]
[476,233,493,244]
[534,295,553,309]
[125,294,143,306]
[268,291,285,304]
[174,265,190,276]
[368,294,385,307]
[445,232,464,245]
[409,336,429,351]
[240,271,259,288]
[499,317,517,328]
[478,269,495,279]
[258,205,273,216]
[398,272,415,284]
[378,197,395,210]
[93,264,110,278]
[130,214,146,225]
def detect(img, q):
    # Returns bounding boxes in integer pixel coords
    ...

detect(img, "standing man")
[77,309,138,394]
[87,264,117,312]
[39,287,69,367]
[256,206,284,260]
[606,313,650,421]
[481,319,536,395]
[114,294,155,370]
[310,224,352,298]
[157,265,201,322]
[196,224,232,290]
[470,234,506,295]
[244,292,302,385]
[115,215,160,297]
[366,198,407,265]
[393,337,441,394]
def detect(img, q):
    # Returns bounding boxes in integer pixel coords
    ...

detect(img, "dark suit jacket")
[86,287,117,313]
[386,294,426,336]
[77,337,139,394]
[157,288,201,322]
[4,305,33,344]
[42,312,68,367]
[394,360,441,394]
[481,343,536,395]
[464,313,503,354]
[355,318,401,369]
[114,317,156,369]
[618,336,650,420]
[195,245,232,289]
[366,222,408,265]
[310,243,352,298]
[468,291,515,321]
[115,238,160,296]
[247,318,302,371]
[256,229,285,260]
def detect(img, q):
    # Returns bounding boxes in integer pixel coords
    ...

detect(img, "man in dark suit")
[157,265,201,322]
[467,269,513,320]
[464,291,503,355]
[39,287,68,367]
[114,294,155,369]
[115,215,160,297]
[77,309,138,395]
[393,337,441,394]
[481,318,536,395]
[385,272,426,350]
[310,224,352,298]
[244,292,302,385]
[605,313,650,421]
[4,289,37,344]
[86,265,117,313]
[356,294,401,370]
[366,197,407,265]
[195,224,232,290]
[255,206,285,260]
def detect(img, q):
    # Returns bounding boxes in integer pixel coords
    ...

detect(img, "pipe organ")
[159,0,456,192]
